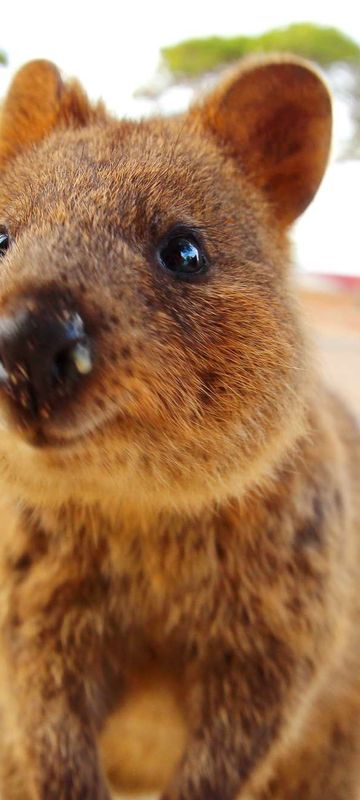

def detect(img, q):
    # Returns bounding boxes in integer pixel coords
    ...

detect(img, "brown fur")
[0,56,358,800]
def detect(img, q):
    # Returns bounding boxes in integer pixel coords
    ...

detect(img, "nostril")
[51,339,92,386]
[52,347,73,385]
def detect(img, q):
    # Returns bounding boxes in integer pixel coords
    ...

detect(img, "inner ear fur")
[194,55,332,226]
[0,59,105,166]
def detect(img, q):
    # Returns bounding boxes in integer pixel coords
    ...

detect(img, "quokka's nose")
[0,295,93,421]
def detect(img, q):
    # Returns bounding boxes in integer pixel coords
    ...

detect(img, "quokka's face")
[0,58,331,514]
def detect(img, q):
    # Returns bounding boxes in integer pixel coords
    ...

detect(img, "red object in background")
[320,274,360,290]
[300,273,360,293]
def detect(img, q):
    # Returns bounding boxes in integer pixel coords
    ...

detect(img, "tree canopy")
[161,23,360,78]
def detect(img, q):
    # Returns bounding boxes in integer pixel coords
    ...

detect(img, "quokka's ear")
[193,55,332,226]
[0,59,104,167]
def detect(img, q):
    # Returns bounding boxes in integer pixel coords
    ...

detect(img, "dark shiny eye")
[0,227,10,256]
[158,233,207,279]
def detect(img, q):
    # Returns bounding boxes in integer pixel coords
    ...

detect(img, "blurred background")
[0,0,359,416]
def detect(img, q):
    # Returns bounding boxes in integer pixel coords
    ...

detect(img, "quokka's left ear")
[0,59,105,168]
[192,55,332,226]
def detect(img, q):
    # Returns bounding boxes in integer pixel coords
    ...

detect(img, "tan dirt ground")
[299,287,360,418]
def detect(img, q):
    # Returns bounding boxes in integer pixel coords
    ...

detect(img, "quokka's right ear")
[0,59,105,167]
[192,55,332,227]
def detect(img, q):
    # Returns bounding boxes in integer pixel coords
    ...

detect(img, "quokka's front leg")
[161,632,311,800]
[0,509,112,800]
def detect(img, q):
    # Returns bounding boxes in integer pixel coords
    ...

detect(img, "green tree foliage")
[162,23,360,78]
[0,49,7,66]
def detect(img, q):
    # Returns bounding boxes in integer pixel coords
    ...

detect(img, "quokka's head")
[0,57,331,515]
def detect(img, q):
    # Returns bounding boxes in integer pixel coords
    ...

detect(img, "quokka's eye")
[0,227,10,257]
[157,230,208,280]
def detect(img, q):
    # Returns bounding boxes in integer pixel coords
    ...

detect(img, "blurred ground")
[112,790,156,800]
[299,285,360,417]
[113,795,156,799]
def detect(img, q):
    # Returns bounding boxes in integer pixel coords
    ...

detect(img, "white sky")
[0,0,359,276]
[1,0,360,113]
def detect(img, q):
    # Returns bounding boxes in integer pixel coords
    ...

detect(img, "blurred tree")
[0,49,7,66]
[161,24,360,78]
[154,23,360,159]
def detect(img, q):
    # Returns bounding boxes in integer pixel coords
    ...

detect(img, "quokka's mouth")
[17,405,132,452]
[27,428,89,450]
[0,404,101,453]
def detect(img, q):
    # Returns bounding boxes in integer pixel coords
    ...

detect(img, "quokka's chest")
[107,526,222,642]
